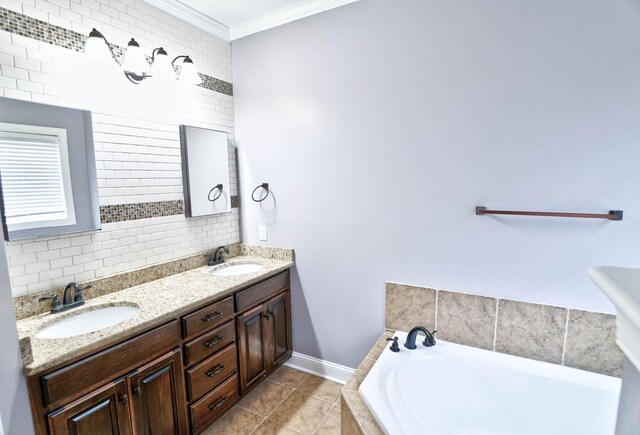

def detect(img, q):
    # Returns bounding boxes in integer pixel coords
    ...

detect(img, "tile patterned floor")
[202,366,342,434]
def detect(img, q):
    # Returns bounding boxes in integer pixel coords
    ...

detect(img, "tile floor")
[202,366,342,434]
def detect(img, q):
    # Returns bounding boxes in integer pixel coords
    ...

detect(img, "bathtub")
[359,331,621,435]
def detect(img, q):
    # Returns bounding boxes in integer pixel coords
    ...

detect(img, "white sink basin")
[211,263,264,277]
[36,305,140,339]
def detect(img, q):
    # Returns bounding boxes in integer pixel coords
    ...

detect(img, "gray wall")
[0,225,34,434]
[232,0,640,367]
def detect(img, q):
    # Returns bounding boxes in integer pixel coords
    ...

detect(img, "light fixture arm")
[171,55,190,66]
[151,47,167,62]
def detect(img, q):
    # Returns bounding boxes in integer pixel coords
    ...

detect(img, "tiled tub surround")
[0,0,239,299]
[385,282,623,377]
[342,282,624,434]
[16,246,294,375]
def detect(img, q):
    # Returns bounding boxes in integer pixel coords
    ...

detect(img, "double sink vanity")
[16,249,294,435]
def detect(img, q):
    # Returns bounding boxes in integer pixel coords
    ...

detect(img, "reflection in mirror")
[0,97,100,241]
[179,126,231,217]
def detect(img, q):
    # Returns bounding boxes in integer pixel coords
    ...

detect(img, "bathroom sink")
[211,263,264,277]
[36,305,140,339]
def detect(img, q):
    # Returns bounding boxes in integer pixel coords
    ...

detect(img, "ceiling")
[142,0,359,41]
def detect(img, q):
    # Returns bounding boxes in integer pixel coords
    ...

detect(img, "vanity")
[17,253,293,435]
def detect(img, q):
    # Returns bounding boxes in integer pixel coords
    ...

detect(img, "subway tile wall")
[0,0,239,298]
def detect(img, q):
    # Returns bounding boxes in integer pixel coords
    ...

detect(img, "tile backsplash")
[385,282,623,377]
[0,0,239,298]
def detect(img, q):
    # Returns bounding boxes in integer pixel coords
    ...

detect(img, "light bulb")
[84,29,111,61]
[122,38,149,75]
[151,47,174,80]
[178,57,202,85]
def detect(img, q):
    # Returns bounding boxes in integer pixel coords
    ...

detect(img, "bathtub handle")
[386,337,400,353]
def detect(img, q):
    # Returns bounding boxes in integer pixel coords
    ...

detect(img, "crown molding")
[230,0,360,40]
[141,0,230,41]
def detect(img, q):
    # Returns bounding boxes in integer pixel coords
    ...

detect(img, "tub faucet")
[404,326,437,350]
[208,245,229,266]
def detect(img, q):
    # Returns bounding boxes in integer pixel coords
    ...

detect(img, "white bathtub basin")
[211,263,263,276]
[36,305,140,339]
[359,331,621,435]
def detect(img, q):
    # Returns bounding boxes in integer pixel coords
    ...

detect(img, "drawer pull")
[204,336,224,348]
[202,312,222,322]
[208,395,228,411]
[206,364,225,377]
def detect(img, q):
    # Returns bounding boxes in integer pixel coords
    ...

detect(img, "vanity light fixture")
[84,28,202,85]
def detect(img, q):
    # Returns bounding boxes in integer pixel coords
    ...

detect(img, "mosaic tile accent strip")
[100,200,184,223]
[0,7,233,96]
[100,198,239,223]
[0,7,84,51]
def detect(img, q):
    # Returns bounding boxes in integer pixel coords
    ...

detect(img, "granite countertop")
[17,255,293,376]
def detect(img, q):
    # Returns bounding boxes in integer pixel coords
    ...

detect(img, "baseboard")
[284,352,355,385]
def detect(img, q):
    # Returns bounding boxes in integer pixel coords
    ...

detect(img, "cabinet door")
[237,303,268,393]
[47,378,132,435]
[128,349,187,435]
[266,292,292,369]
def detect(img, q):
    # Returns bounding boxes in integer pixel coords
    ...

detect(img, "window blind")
[0,130,70,225]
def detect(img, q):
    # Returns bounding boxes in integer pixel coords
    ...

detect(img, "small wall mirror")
[0,97,100,241]
[179,126,231,217]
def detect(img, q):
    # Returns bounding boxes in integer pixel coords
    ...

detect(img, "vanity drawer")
[187,343,237,402]
[235,271,290,312]
[41,320,180,408]
[184,320,236,367]
[182,296,234,338]
[189,373,238,433]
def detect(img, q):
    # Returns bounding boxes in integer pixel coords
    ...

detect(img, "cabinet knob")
[119,394,129,406]
[133,387,142,398]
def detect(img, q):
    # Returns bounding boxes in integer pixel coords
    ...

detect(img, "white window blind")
[0,123,76,231]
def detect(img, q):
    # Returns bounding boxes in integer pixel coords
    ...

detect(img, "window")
[0,123,76,232]
[0,97,100,241]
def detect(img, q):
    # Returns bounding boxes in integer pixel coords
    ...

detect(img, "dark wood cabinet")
[237,304,269,392]
[47,378,132,435]
[237,290,292,394]
[46,349,187,435]
[266,291,292,368]
[128,349,187,435]
[30,269,291,435]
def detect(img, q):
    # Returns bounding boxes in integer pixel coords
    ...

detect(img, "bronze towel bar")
[475,207,623,221]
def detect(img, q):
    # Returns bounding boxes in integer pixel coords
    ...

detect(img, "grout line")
[492,299,500,351]
[312,402,338,434]
[561,309,570,366]
[434,290,439,331]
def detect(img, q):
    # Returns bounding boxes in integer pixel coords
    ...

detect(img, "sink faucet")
[39,282,91,314]
[208,246,229,266]
[404,326,437,350]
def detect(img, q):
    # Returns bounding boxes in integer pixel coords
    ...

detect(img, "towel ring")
[208,184,223,202]
[251,183,269,202]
